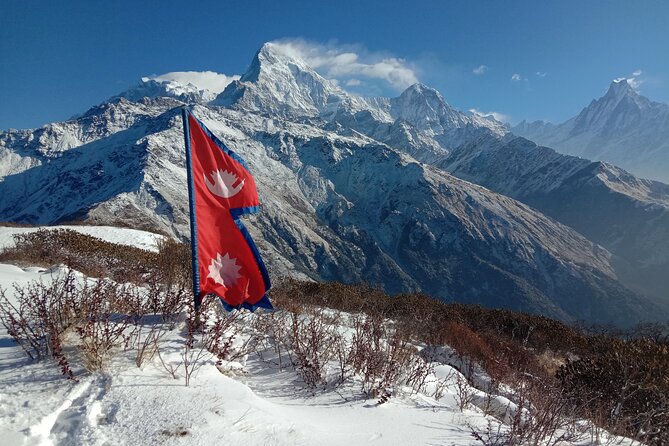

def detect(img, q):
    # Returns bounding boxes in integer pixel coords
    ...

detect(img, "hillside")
[0,44,666,326]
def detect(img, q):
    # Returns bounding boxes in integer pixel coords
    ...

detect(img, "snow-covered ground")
[0,265,488,445]
[0,225,163,252]
[0,226,639,445]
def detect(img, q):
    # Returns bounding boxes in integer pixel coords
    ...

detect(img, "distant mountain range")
[1,43,667,326]
[512,79,669,183]
[440,134,669,306]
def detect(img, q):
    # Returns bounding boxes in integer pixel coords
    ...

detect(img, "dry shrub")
[270,280,570,384]
[251,308,292,370]
[151,238,192,287]
[289,309,342,388]
[74,279,138,371]
[437,321,501,377]
[256,294,430,397]
[346,314,429,399]
[0,270,80,378]
[0,264,196,377]
[142,280,190,324]
[270,278,668,440]
[0,221,34,228]
[0,229,192,287]
[471,381,578,446]
[179,298,251,385]
[557,337,669,445]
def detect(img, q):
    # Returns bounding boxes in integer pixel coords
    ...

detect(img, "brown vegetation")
[270,278,668,444]
[0,228,191,285]
[0,232,666,444]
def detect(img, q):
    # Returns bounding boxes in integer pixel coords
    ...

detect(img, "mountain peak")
[389,83,459,133]
[400,83,448,105]
[112,78,208,104]
[241,42,313,83]
[111,72,240,105]
[605,78,638,101]
[212,42,344,117]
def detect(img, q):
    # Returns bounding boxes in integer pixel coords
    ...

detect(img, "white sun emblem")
[207,252,243,287]
[204,169,245,198]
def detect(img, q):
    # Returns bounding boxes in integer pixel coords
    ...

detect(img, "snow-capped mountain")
[0,44,665,326]
[440,134,669,305]
[114,71,240,104]
[512,79,669,183]
[114,78,215,104]
[215,43,506,162]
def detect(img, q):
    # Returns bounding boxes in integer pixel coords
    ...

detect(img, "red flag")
[183,108,271,310]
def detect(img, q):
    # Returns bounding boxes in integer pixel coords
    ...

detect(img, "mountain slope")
[512,79,669,183]
[440,135,669,304]
[0,45,665,326]
[1,96,662,325]
[215,43,506,163]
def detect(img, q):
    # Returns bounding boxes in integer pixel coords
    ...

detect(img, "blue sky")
[1,0,668,129]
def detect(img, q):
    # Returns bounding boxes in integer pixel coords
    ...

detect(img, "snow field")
[0,227,639,446]
[0,271,488,445]
[0,225,164,253]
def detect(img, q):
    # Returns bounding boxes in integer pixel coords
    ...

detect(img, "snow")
[0,227,640,445]
[0,225,164,252]
[512,80,669,183]
[0,262,488,446]
[0,42,662,445]
[0,82,660,324]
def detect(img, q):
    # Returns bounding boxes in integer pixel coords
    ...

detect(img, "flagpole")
[182,107,202,310]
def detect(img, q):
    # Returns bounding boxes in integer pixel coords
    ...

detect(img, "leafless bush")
[182,304,209,386]
[142,279,190,324]
[157,348,182,380]
[558,337,669,445]
[0,229,192,289]
[204,306,256,367]
[73,279,138,371]
[284,308,342,389]
[152,238,192,287]
[0,229,154,283]
[0,270,80,379]
[131,323,167,368]
[454,373,475,411]
[346,314,420,399]
[432,376,449,401]
[251,310,291,370]
[0,264,196,378]
[180,299,249,386]
[470,374,579,446]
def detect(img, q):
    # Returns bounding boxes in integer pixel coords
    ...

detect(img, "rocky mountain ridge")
[440,134,669,304]
[512,79,669,183]
[0,44,665,326]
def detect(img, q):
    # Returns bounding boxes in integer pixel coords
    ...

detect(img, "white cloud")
[535,71,547,78]
[511,73,522,82]
[473,65,488,76]
[469,108,511,123]
[144,71,240,94]
[345,79,362,86]
[269,39,418,91]
[614,69,645,91]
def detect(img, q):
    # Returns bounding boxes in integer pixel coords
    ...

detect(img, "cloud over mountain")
[144,71,240,95]
[269,39,419,92]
